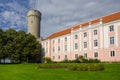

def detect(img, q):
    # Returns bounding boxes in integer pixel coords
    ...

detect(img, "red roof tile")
[102,11,120,22]
[46,28,71,39]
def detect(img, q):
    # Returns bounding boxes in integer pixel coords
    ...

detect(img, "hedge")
[37,63,104,71]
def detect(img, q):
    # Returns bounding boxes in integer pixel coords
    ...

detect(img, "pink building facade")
[42,11,120,62]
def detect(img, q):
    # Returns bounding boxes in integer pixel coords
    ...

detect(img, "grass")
[0,63,120,80]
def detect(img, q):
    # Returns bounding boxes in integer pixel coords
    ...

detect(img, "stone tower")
[27,10,41,39]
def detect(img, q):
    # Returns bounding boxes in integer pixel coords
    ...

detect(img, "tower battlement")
[27,10,41,18]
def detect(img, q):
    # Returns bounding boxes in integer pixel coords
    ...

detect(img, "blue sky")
[0,0,120,38]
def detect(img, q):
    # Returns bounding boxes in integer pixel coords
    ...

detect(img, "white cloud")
[0,1,29,31]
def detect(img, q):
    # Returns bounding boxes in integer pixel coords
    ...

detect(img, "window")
[84,32,87,37]
[84,53,87,58]
[84,42,87,48]
[58,39,60,43]
[75,54,78,59]
[94,52,98,58]
[110,51,115,57]
[53,40,55,44]
[65,37,67,42]
[58,46,60,52]
[75,43,78,49]
[65,55,67,60]
[31,21,33,23]
[65,45,67,51]
[75,35,78,39]
[94,40,98,47]
[53,47,55,52]
[58,56,60,59]
[109,25,114,32]
[53,56,55,60]
[94,30,97,35]
[110,37,114,44]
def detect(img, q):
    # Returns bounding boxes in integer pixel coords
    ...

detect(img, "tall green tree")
[0,28,41,63]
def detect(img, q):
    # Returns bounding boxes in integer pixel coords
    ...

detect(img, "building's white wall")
[89,25,92,50]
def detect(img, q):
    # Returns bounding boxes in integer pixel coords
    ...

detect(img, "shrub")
[37,63,104,72]
[87,59,101,63]
[67,65,77,71]
[37,63,67,69]
[43,57,52,63]
[67,64,104,71]
[60,60,76,63]
[75,56,101,63]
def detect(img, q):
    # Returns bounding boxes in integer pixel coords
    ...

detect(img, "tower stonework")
[27,10,41,39]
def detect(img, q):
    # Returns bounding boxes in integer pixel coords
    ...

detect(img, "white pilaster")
[89,22,92,50]
[79,25,82,51]
[100,19,103,49]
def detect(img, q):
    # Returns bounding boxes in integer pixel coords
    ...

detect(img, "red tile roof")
[102,11,120,22]
[46,28,71,39]
[45,11,120,40]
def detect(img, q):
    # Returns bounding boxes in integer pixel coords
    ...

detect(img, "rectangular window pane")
[58,56,60,59]
[94,40,98,47]
[84,32,87,37]
[84,42,87,48]
[94,30,97,35]
[53,56,55,60]
[53,40,55,44]
[65,45,67,51]
[109,25,114,32]
[110,51,115,57]
[94,52,98,58]
[110,37,114,44]
[75,35,78,39]
[84,53,87,58]
[58,39,60,43]
[65,37,67,42]
[75,54,78,59]
[58,46,60,52]
[65,55,67,60]
[75,43,78,49]
[53,47,55,52]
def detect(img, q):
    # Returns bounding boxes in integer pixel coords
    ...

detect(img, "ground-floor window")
[58,55,60,59]
[110,51,115,57]
[53,56,55,60]
[94,52,98,58]
[65,55,67,60]
[75,54,78,59]
[84,53,87,58]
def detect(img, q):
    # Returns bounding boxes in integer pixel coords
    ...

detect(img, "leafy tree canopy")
[0,28,41,63]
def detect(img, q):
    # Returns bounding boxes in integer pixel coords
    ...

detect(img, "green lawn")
[0,63,120,80]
